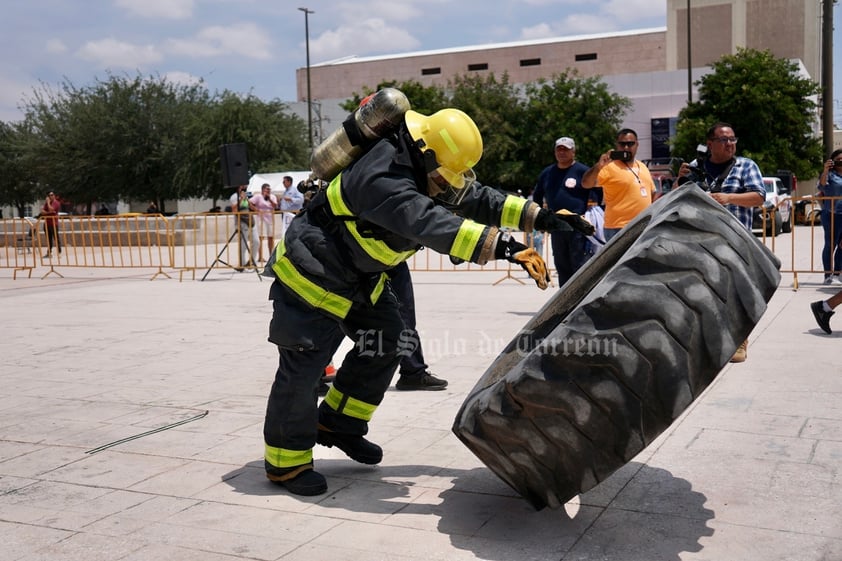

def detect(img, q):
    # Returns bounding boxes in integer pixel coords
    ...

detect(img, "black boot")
[265,461,327,496]
[395,371,448,391]
[316,424,382,464]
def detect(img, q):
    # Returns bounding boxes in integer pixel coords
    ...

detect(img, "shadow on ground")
[222,460,714,561]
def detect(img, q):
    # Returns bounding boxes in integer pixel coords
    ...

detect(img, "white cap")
[555,137,575,149]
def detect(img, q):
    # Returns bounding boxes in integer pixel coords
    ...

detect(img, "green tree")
[448,73,524,190]
[341,72,630,192]
[10,74,309,213]
[179,90,309,204]
[0,120,41,217]
[21,74,212,213]
[672,47,822,180]
[521,71,631,182]
[340,79,448,115]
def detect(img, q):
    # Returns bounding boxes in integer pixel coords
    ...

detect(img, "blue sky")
[1,0,839,125]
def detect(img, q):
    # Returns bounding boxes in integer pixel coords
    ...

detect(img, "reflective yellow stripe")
[439,129,459,155]
[327,175,417,267]
[265,444,313,468]
[271,241,353,319]
[450,220,485,261]
[501,195,527,229]
[323,385,377,421]
[370,273,387,305]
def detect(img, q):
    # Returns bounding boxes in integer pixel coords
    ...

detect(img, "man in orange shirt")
[581,128,654,241]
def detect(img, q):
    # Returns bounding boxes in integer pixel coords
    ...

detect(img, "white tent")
[247,171,312,198]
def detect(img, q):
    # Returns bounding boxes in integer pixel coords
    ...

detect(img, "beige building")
[291,0,823,160]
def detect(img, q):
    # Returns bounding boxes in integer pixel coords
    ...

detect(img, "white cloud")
[76,38,163,68]
[520,23,557,40]
[310,18,420,61]
[165,22,273,60]
[46,39,67,55]
[161,71,203,87]
[115,0,194,19]
[332,1,421,22]
[0,76,31,122]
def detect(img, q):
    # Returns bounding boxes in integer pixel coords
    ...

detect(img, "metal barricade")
[33,214,174,280]
[0,217,38,279]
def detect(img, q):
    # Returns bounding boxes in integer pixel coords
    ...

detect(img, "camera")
[610,150,632,162]
[297,178,320,196]
[684,144,709,188]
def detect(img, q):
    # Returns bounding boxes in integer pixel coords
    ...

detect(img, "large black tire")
[452,185,781,510]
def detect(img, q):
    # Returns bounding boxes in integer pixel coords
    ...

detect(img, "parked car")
[793,194,820,226]
[752,176,792,236]
[643,157,681,201]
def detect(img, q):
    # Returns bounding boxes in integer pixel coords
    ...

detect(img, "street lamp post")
[298,7,314,154]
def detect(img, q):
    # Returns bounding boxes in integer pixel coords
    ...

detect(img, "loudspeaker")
[219,143,249,187]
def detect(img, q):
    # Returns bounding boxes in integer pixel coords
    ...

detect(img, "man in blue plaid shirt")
[679,122,765,229]
[678,122,765,363]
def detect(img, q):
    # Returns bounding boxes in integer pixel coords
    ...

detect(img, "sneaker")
[265,461,327,496]
[834,276,842,285]
[811,300,834,334]
[316,425,382,464]
[824,276,834,285]
[730,340,747,363]
[395,372,448,391]
[42,252,51,259]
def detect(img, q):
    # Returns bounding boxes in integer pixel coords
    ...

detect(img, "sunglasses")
[617,141,636,148]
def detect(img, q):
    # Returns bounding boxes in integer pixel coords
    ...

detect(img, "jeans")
[821,210,842,277]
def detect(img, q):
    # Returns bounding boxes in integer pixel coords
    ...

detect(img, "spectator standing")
[678,122,765,362]
[533,136,594,285]
[41,191,61,259]
[390,262,448,391]
[250,183,279,263]
[229,184,256,269]
[816,149,842,284]
[279,175,305,238]
[581,129,655,242]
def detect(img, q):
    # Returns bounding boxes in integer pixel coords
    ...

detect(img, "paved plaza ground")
[2,226,842,561]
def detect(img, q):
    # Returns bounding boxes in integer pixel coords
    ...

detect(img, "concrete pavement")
[2,228,842,560]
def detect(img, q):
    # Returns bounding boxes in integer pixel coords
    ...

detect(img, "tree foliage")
[1,74,308,214]
[672,48,822,179]
[521,71,631,186]
[344,72,631,192]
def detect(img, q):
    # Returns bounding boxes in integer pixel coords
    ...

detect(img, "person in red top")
[41,191,61,258]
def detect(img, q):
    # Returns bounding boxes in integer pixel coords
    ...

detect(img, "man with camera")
[677,122,765,363]
[677,122,765,232]
[581,128,655,241]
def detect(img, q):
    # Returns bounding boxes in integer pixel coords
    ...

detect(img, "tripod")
[202,219,262,281]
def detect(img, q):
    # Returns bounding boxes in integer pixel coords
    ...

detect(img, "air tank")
[309,87,411,182]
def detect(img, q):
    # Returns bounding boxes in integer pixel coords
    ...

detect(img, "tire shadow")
[221,460,713,561]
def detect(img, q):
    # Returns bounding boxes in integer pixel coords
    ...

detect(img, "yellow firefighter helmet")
[405,108,483,193]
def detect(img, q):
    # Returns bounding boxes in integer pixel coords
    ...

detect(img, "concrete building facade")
[290,0,823,161]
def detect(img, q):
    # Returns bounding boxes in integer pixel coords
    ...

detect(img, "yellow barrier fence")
[3,199,837,288]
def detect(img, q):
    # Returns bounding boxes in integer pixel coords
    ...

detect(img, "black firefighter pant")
[263,279,404,455]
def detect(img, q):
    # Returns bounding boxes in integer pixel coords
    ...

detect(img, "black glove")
[535,208,595,236]
[494,233,550,290]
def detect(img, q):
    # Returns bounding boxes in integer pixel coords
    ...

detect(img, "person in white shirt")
[279,175,304,237]
[250,183,279,262]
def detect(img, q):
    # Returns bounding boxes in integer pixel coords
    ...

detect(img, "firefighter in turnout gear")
[262,102,593,496]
